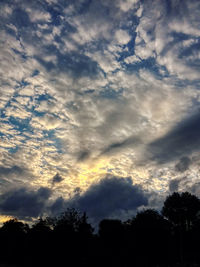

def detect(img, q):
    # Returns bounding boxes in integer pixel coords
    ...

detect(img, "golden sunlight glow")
[72,155,151,192]
[29,150,163,197]
[0,215,13,225]
[74,157,111,189]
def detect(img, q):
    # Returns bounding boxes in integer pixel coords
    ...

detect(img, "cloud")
[11,8,31,29]
[169,178,182,193]
[115,29,131,45]
[124,55,140,64]
[175,157,191,172]
[30,114,61,130]
[0,187,52,218]
[134,0,200,79]
[169,176,200,197]
[50,176,148,223]
[0,4,13,18]
[149,113,200,163]
[0,165,23,176]
[0,0,200,213]
[5,104,32,119]
[77,150,91,162]
[188,182,200,196]
[52,173,64,185]
[117,0,139,12]
[26,8,51,23]
[100,136,141,156]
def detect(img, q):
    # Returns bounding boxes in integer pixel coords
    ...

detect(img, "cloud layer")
[50,176,148,223]
[1,0,200,221]
[0,187,51,219]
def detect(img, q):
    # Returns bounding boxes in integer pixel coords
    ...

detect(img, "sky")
[0,0,200,225]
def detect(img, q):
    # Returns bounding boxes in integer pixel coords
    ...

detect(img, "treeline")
[1,192,200,267]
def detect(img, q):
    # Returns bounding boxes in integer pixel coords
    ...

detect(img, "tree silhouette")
[1,193,200,267]
[54,208,84,233]
[1,218,29,233]
[28,217,53,266]
[99,219,124,240]
[31,217,53,232]
[162,192,200,230]
[52,208,94,266]
[126,209,172,266]
[98,219,125,267]
[162,192,200,264]
[76,212,94,238]
[0,218,29,264]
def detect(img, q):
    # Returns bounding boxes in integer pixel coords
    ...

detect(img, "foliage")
[162,191,200,229]
[1,192,200,266]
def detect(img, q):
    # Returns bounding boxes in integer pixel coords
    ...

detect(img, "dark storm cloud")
[50,196,65,215]
[52,173,64,185]
[50,176,148,222]
[149,113,200,163]
[175,157,191,172]
[0,187,52,218]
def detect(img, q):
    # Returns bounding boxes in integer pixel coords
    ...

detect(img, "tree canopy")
[1,192,200,267]
[162,191,200,229]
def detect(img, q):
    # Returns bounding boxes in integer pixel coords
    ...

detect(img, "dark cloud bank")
[50,176,148,224]
[0,176,149,224]
[149,113,200,163]
[0,187,51,219]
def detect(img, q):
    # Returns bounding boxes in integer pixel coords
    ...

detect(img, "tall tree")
[126,209,172,266]
[162,192,200,230]
[0,218,29,264]
[162,192,200,264]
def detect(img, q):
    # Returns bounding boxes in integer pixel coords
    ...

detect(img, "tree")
[132,209,164,226]
[52,208,94,266]
[98,219,125,267]
[54,208,88,233]
[1,218,29,234]
[162,192,200,264]
[31,217,52,232]
[162,192,200,230]
[98,219,124,240]
[0,218,29,264]
[76,212,94,238]
[126,209,172,266]
[28,218,52,267]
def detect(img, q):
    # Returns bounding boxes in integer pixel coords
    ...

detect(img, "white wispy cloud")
[26,8,51,23]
